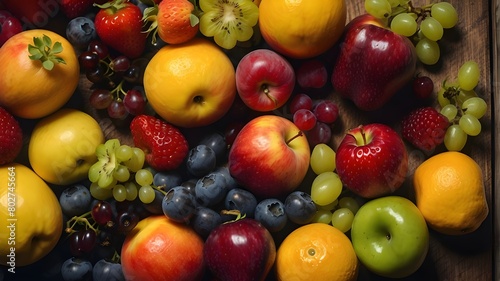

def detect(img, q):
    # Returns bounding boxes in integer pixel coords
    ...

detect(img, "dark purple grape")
[107,100,128,119]
[91,201,114,226]
[413,75,434,99]
[86,66,107,84]
[224,188,258,218]
[162,186,197,223]
[88,40,109,59]
[284,191,317,225]
[306,121,332,147]
[115,211,139,234]
[255,198,287,232]
[143,189,165,215]
[78,51,99,70]
[224,122,245,147]
[61,257,93,281]
[191,207,222,239]
[93,259,125,281]
[123,89,146,115]
[110,55,131,73]
[186,145,217,178]
[123,64,142,83]
[59,184,92,218]
[89,89,114,110]
[70,229,97,257]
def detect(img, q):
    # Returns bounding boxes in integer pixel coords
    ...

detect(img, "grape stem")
[65,211,99,234]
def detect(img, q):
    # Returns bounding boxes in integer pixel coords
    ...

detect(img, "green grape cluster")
[437,60,487,151]
[88,138,160,204]
[364,0,459,65]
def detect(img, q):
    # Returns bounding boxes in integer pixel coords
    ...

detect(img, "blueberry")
[214,165,238,190]
[224,188,258,218]
[153,171,183,191]
[162,186,197,223]
[186,144,217,177]
[284,191,317,225]
[199,132,227,163]
[191,207,222,239]
[255,198,288,232]
[66,17,96,49]
[195,172,228,207]
[60,257,93,281]
[92,259,125,281]
[59,184,92,217]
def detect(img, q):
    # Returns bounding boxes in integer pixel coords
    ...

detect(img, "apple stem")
[261,85,279,106]
[221,209,246,223]
[286,131,304,145]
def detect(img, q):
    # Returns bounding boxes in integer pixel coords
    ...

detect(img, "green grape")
[310,172,343,207]
[415,38,440,65]
[387,0,400,8]
[338,197,360,214]
[462,97,487,119]
[113,164,130,182]
[115,145,133,162]
[139,185,156,204]
[88,162,102,183]
[437,87,450,107]
[98,175,116,189]
[331,208,354,233]
[440,104,458,122]
[431,2,458,29]
[316,200,338,211]
[390,13,418,36]
[124,147,146,172]
[310,143,336,175]
[125,181,138,201]
[364,0,392,19]
[90,182,113,200]
[113,184,127,202]
[420,17,444,41]
[458,114,481,136]
[457,88,478,105]
[135,168,154,186]
[311,210,332,224]
[444,124,468,151]
[458,60,480,91]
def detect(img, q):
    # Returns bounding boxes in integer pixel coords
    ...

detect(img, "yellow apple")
[28,108,105,186]
[0,163,63,267]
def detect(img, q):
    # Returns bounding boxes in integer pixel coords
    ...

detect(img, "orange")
[0,29,79,119]
[143,37,236,128]
[413,151,489,235]
[259,0,347,59]
[275,223,358,281]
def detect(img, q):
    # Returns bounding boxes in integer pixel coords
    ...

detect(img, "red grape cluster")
[288,93,339,147]
[78,40,149,123]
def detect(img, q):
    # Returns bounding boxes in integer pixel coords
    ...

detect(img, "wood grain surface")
[76,1,495,280]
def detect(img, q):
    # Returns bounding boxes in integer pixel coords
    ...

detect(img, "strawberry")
[401,106,450,152]
[143,0,199,44]
[0,107,23,165]
[130,115,189,171]
[94,0,147,59]
[60,0,94,19]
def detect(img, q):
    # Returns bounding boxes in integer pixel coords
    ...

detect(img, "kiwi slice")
[88,139,120,188]
[198,0,259,49]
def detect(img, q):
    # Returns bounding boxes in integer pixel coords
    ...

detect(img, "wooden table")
[342,0,495,280]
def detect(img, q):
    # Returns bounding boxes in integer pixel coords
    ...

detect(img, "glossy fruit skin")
[60,0,94,19]
[335,123,408,198]
[259,0,347,58]
[157,0,199,44]
[0,107,23,165]
[94,1,146,59]
[28,109,105,186]
[0,10,22,46]
[331,14,417,111]
[121,215,205,281]
[0,164,63,266]
[0,29,80,119]
[351,196,429,278]
[235,49,295,112]
[203,218,276,281]
[143,38,236,128]
[401,107,450,152]
[228,115,310,198]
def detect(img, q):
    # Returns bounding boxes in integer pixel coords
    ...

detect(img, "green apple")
[350,196,429,278]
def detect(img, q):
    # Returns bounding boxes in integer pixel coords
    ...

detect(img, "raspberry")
[401,107,450,152]
[0,107,23,165]
[130,115,189,171]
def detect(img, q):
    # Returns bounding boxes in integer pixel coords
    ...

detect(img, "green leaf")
[190,14,199,27]
[33,37,43,48]
[52,42,63,54]
[42,34,52,48]
[29,53,43,60]
[42,60,54,71]
[27,35,66,71]
[28,44,40,55]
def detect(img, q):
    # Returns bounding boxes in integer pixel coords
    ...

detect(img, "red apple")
[331,14,417,111]
[203,217,276,281]
[335,123,408,198]
[235,49,295,112]
[228,115,310,198]
[121,215,205,281]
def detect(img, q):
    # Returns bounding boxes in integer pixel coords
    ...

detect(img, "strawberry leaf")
[190,14,199,27]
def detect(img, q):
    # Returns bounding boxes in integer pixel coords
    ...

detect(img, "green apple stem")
[261,85,278,106]
[286,131,304,145]
[221,209,246,224]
